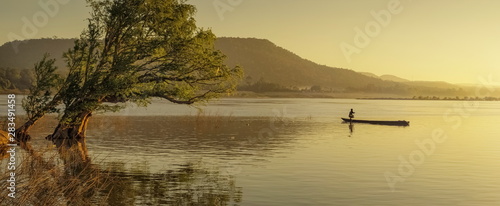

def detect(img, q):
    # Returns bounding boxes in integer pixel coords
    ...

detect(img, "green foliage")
[238,78,294,92]
[22,54,63,119]
[310,85,322,92]
[54,0,242,124]
[0,67,34,91]
[0,71,12,90]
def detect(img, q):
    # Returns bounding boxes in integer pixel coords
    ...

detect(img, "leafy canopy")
[51,0,242,123]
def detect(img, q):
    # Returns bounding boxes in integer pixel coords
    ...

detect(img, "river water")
[3,97,500,205]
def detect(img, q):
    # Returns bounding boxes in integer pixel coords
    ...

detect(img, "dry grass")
[0,130,9,159]
[0,145,112,206]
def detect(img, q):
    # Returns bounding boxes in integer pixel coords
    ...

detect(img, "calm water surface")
[4,98,500,205]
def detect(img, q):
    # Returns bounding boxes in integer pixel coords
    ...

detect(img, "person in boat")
[348,109,355,119]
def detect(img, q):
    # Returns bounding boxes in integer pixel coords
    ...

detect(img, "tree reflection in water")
[103,161,243,205]
[0,142,243,206]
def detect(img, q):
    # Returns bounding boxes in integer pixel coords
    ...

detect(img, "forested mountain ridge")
[214,38,466,96]
[0,38,74,70]
[0,38,474,97]
[215,38,393,90]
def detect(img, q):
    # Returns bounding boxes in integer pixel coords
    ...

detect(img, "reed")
[0,146,112,205]
[184,110,235,129]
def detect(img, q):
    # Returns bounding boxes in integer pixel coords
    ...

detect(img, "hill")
[216,38,396,89]
[361,72,410,83]
[215,38,470,96]
[380,75,410,83]
[360,73,460,88]
[0,38,475,97]
[0,38,75,70]
[359,72,379,79]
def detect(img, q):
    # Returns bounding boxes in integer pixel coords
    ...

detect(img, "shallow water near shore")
[2,97,500,205]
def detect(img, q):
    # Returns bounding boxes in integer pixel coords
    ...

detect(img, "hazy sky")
[1,0,499,85]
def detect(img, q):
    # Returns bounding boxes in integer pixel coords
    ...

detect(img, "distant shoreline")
[228,91,500,101]
[2,90,499,101]
[357,97,500,101]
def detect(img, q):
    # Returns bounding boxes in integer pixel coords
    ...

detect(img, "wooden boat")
[341,118,409,126]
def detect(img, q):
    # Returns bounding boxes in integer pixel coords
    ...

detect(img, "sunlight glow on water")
[5,97,500,205]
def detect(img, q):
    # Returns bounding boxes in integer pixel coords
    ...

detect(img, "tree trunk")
[14,120,35,142]
[16,96,62,143]
[46,111,92,150]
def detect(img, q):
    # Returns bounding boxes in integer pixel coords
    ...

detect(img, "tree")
[0,69,12,89]
[20,0,242,146]
[16,54,63,142]
[310,85,322,92]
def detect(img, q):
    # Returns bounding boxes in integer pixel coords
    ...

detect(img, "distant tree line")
[238,77,295,92]
[412,96,500,101]
[345,83,468,96]
[0,67,34,91]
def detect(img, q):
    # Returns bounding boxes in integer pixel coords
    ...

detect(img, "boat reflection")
[348,123,354,137]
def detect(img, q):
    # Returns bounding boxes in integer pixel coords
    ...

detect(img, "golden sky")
[1,0,499,85]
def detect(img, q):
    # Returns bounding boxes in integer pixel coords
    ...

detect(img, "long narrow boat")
[341,118,409,126]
